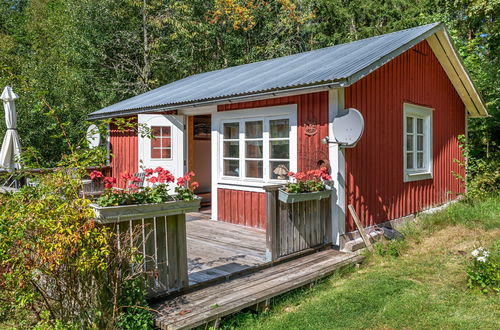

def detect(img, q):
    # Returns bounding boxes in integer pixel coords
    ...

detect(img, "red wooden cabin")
[89,23,487,247]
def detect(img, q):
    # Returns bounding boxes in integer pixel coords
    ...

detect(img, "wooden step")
[152,249,363,329]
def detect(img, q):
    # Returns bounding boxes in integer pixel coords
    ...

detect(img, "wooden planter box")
[266,186,332,261]
[91,198,201,297]
[92,198,201,223]
[278,189,331,204]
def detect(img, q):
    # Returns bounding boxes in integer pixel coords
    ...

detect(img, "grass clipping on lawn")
[222,195,500,330]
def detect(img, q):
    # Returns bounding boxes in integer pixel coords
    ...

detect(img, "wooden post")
[347,205,374,252]
[264,185,282,262]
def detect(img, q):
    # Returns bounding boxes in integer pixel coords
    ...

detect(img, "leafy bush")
[116,278,154,329]
[467,243,499,294]
[454,135,500,201]
[0,168,152,328]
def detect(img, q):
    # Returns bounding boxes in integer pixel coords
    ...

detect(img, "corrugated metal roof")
[89,23,443,119]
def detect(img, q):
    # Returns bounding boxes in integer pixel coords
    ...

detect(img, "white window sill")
[404,171,433,182]
[218,177,287,189]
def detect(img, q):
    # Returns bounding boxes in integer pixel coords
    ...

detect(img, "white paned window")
[403,103,433,182]
[222,122,240,177]
[217,105,297,186]
[151,126,172,159]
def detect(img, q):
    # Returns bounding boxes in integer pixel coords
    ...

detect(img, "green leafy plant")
[373,239,408,258]
[466,243,499,294]
[0,168,150,328]
[284,167,331,194]
[116,277,154,329]
[94,167,198,207]
[454,135,500,201]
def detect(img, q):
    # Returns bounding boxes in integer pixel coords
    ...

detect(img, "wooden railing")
[105,214,189,297]
[1,166,112,189]
[264,185,332,262]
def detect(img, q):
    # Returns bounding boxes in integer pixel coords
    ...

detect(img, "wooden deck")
[186,210,267,286]
[152,249,363,329]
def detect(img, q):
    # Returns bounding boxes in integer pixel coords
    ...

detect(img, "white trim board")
[403,103,433,182]
[328,88,346,246]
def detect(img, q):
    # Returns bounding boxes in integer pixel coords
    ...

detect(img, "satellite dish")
[86,124,101,148]
[332,108,364,147]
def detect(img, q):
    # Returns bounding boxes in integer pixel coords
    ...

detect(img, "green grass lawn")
[218,195,500,329]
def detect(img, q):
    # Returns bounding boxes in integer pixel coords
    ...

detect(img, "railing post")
[264,185,282,262]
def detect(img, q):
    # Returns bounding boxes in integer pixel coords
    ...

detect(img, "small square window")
[151,126,172,159]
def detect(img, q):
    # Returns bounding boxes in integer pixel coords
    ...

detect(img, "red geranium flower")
[154,166,164,173]
[90,170,103,181]
[295,172,306,181]
[120,171,132,181]
[190,181,199,190]
[177,177,186,186]
[130,176,142,183]
[103,177,116,189]
[287,171,295,177]
[144,168,154,176]
[148,176,158,184]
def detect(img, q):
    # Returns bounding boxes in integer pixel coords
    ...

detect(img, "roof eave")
[87,80,346,120]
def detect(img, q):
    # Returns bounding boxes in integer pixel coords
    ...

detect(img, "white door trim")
[138,114,184,179]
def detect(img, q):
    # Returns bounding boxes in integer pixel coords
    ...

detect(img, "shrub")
[0,168,152,328]
[466,242,499,294]
[454,135,500,201]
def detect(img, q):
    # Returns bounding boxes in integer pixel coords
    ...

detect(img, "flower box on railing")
[91,197,202,223]
[278,189,331,204]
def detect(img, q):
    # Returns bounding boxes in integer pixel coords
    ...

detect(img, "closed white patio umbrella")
[0,86,22,169]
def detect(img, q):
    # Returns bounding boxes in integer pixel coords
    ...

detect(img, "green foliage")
[467,243,500,294]
[175,185,198,201]
[1,0,497,169]
[454,135,500,201]
[373,238,409,258]
[97,185,175,207]
[116,278,154,330]
[418,194,500,232]
[0,169,151,328]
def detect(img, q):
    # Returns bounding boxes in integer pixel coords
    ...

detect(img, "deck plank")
[185,216,267,285]
[153,250,363,329]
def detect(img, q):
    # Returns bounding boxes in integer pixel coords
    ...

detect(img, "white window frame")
[403,103,433,182]
[213,105,298,188]
[150,125,173,160]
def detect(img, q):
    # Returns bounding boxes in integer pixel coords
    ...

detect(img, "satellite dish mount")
[321,108,364,148]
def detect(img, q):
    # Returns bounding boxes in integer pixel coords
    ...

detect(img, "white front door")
[138,114,185,179]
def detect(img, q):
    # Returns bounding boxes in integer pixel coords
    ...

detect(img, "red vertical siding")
[217,188,267,229]
[344,40,466,231]
[217,92,329,228]
[109,117,139,187]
